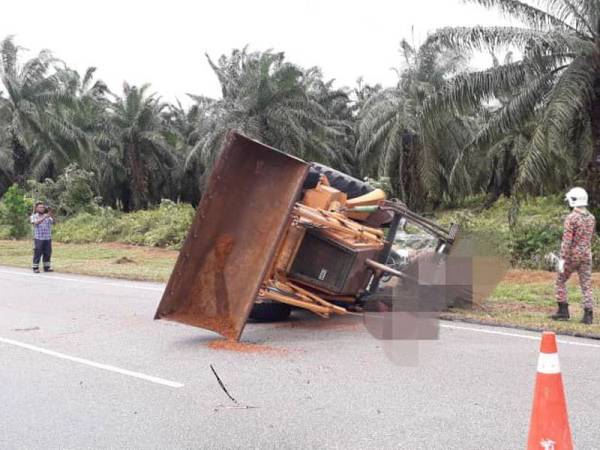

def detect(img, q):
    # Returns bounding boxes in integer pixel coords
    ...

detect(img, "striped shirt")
[30,213,53,240]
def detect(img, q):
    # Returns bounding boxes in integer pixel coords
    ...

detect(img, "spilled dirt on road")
[207,339,288,355]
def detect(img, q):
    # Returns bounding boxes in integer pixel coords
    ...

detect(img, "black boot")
[551,302,570,320]
[581,308,593,325]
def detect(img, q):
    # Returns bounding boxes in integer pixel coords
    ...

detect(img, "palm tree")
[161,98,212,204]
[467,53,540,207]
[310,77,357,175]
[0,91,12,184]
[50,66,116,175]
[186,48,347,170]
[356,39,475,208]
[0,36,82,183]
[53,66,129,207]
[60,67,112,143]
[425,0,600,205]
[111,83,178,210]
[344,78,383,177]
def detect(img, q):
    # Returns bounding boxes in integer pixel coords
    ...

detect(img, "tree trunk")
[42,159,55,181]
[400,131,422,210]
[484,156,501,208]
[586,92,600,209]
[121,184,132,212]
[126,142,148,210]
[11,133,29,186]
[501,148,517,197]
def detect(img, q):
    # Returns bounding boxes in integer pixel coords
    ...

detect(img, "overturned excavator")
[154,132,460,341]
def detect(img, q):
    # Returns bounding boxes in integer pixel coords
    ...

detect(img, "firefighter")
[551,187,595,324]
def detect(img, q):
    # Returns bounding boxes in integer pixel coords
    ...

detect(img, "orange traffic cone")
[527,331,573,450]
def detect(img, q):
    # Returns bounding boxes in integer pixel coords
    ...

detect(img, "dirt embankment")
[503,269,600,287]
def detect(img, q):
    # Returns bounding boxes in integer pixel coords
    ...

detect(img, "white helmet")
[565,187,588,208]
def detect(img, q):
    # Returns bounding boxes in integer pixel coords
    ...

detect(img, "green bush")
[0,185,33,238]
[52,200,195,249]
[52,208,121,244]
[0,225,11,239]
[113,200,194,248]
[437,196,571,270]
[27,164,100,217]
[508,224,563,268]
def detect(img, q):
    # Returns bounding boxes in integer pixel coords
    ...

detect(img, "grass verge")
[1,240,599,337]
[443,270,600,338]
[0,239,177,282]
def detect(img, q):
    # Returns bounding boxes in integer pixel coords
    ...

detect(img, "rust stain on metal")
[154,131,309,340]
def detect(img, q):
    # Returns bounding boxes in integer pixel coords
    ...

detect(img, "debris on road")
[210,364,258,411]
[207,339,287,355]
[12,326,40,332]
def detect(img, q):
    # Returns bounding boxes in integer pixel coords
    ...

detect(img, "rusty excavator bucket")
[154,132,309,340]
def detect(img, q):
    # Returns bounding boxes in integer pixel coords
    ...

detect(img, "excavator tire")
[309,163,373,199]
[249,301,292,322]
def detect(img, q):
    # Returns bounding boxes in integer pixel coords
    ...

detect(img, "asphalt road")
[1,266,599,450]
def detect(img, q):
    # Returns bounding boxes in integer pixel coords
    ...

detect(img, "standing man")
[551,187,595,324]
[30,202,54,274]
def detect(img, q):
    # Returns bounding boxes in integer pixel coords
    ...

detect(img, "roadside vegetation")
[0,181,584,269]
[438,195,600,270]
[0,166,194,248]
[443,271,600,338]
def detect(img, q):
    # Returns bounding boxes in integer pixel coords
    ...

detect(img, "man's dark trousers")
[33,239,52,271]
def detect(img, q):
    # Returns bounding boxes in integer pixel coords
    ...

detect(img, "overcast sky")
[1,0,515,103]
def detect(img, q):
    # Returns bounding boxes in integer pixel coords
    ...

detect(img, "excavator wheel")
[249,301,292,322]
[309,163,373,199]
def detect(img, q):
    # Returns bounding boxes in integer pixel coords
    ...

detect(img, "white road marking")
[0,336,184,388]
[0,268,164,292]
[441,323,600,349]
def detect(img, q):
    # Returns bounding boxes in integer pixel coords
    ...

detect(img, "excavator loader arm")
[154,132,309,340]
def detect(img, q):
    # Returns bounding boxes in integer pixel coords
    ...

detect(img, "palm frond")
[465,0,580,33]
[426,26,592,55]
